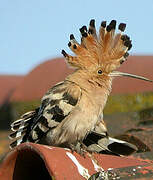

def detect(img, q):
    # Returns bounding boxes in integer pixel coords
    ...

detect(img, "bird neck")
[66,69,112,108]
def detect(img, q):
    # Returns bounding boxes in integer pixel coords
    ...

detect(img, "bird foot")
[70,142,87,157]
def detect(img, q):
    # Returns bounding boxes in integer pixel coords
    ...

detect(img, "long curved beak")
[109,71,152,82]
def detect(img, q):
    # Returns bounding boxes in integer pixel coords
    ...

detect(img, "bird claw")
[89,171,108,180]
[70,142,87,157]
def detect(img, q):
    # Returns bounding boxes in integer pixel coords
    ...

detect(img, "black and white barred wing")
[9,109,39,149]
[9,81,82,149]
[83,120,138,156]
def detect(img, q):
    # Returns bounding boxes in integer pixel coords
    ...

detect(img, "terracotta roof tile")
[10,58,73,101]
[113,56,153,94]
[0,143,152,179]
[10,56,153,102]
[0,75,24,105]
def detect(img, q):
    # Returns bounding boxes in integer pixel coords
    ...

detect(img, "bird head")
[62,19,152,82]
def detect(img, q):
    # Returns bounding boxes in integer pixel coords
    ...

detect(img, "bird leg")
[70,141,87,157]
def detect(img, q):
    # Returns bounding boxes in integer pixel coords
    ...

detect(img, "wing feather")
[9,81,82,148]
[29,81,82,143]
[83,120,137,156]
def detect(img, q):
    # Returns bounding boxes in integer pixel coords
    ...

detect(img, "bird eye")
[97,69,103,74]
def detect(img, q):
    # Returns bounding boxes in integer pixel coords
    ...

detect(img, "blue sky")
[0,0,153,75]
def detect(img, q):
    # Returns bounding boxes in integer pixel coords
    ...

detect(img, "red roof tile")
[10,56,153,102]
[0,75,24,105]
[113,56,153,94]
[10,58,73,101]
[0,143,152,180]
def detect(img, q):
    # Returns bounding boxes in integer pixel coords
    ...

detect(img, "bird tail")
[9,110,37,149]
[83,132,137,156]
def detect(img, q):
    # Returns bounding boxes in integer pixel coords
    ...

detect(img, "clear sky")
[0,0,153,75]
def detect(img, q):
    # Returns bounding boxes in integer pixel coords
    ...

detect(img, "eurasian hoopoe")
[9,19,152,156]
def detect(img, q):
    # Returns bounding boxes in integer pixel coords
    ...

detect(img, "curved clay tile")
[10,58,73,102]
[10,56,153,102]
[0,143,152,179]
[0,75,24,105]
[112,56,153,94]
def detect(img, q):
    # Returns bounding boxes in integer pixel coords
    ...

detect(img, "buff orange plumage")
[9,19,151,156]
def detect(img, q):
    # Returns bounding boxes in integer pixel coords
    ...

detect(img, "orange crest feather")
[62,19,132,73]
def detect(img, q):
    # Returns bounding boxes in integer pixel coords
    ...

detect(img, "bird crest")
[62,19,132,73]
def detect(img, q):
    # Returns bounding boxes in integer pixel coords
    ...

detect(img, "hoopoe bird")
[9,19,152,156]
